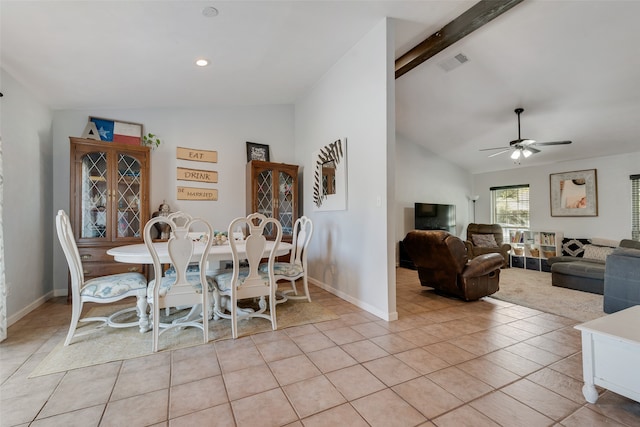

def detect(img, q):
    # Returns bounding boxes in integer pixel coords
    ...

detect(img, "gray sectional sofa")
[604,244,640,313]
[547,239,640,295]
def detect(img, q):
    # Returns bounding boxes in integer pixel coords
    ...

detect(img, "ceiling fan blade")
[479,146,510,152]
[527,146,541,154]
[533,140,572,146]
[488,149,511,158]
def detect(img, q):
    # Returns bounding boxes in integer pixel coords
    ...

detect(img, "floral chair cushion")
[213,268,271,293]
[80,272,147,299]
[258,262,303,278]
[147,272,216,299]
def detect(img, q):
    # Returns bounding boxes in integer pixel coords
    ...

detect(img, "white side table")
[575,305,640,404]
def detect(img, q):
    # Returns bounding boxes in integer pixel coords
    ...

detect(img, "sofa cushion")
[551,260,605,280]
[620,239,640,250]
[582,244,615,261]
[590,237,620,247]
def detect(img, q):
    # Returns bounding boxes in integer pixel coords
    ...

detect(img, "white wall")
[1,69,54,324]
[52,106,294,293]
[295,19,396,320]
[472,152,640,241]
[395,135,474,245]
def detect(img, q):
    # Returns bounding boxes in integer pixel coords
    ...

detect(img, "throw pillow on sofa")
[583,244,615,261]
[561,238,590,257]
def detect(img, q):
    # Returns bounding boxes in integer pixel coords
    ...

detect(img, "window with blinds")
[491,184,530,228]
[632,174,639,241]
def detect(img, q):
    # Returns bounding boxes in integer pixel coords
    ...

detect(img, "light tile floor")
[1,268,639,426]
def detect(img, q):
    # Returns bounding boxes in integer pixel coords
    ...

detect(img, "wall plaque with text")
[176,147,218,163]
[177,186,218,201]
[176,167,218,183]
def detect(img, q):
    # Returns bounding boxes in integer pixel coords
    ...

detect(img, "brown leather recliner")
[464,223,511,268]
[402,230,503,301]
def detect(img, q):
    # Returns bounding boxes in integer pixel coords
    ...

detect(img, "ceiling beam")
[395,0,525,79]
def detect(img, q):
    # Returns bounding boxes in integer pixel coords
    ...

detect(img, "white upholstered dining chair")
[56,210,148,346]
[260,216,313,302]
[212,213,282,339]
[144,211,214,352]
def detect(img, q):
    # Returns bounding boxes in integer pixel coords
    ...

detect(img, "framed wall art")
[550,169,598,216]
[246,142,270,162]
[313,138,347,211]
[89,117,143,145]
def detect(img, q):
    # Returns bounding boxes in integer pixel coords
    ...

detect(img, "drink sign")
[177,167,218,183]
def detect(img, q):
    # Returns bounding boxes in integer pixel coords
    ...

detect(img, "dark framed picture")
[246,142,270,162]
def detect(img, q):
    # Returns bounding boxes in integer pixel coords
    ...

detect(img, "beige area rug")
[30,300,338,378]
[490,267,605,323]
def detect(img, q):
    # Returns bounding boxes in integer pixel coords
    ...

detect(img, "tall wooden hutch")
[246,160,299,242]
[68,137,150,295]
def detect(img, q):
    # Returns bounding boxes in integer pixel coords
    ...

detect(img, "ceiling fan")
[481,108,572,161]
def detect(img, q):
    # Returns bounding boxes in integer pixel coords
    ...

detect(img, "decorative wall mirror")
[313,138,347,211]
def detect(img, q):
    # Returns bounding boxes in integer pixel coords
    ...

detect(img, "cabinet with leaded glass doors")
[246,160,299,243]
[69,137,150,295]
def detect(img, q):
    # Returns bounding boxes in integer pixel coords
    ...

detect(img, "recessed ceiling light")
[202,6,219,17]
[195,59,209,67]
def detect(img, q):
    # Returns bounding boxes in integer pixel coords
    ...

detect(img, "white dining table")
[107,240,292,268]
[108,240,293,321]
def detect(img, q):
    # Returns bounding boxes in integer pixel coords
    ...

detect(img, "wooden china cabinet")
[68,137,150,297]
[246,160,299,242]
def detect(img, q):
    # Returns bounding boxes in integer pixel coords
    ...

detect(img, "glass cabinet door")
[256,169,274,217]
[256,169,275,235]
[116,152,143,239]
[278,170,295,235]
[80,150,108,239]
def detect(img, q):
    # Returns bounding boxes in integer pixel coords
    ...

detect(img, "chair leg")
[136,294,150,333]
[230,296,238,339]
[202,295,209,344]
[270,292,277,331]
[212,291,222,320]
[64,301,83,346]
[152,302,160,353]
[302,275,311,302]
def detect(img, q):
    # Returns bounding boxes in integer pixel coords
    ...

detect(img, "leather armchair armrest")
[464,240,475,256]
[462,253,503,278]
[499,243,512,252]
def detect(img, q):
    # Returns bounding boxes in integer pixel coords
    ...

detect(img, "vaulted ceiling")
[2,1,639,174]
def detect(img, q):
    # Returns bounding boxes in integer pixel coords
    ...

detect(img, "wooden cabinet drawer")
[77,247,117,263]
[82,262,144,279]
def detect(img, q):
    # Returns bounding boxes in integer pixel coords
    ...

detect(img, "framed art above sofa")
[550,169,598,216]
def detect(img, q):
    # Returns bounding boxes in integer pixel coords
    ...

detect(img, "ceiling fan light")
[522,149,533,158]
[510,150,521,160]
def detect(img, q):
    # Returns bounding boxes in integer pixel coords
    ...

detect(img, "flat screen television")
[414,202,456,234]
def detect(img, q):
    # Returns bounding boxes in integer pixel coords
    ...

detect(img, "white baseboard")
[308,277,398,322]
[8,291,55,327]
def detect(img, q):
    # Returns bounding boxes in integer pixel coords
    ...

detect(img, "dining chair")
[144,211,214,352]
[212,213,282,339]
[56,210,148,346]
[259,216,313,302]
